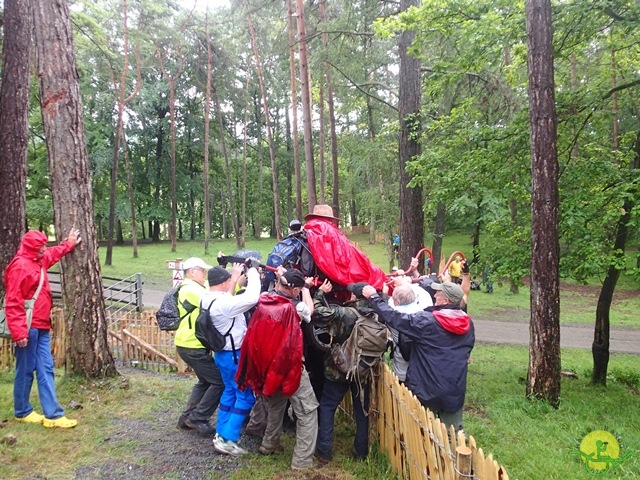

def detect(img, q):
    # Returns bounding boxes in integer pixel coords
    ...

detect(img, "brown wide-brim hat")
[304,204,340,225]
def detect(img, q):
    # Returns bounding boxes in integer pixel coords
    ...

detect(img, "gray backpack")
[331,307,389,382]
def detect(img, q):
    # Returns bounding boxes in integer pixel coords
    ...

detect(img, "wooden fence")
[0,310,508,479]
[0,309,185,373]
[372,363,509,480]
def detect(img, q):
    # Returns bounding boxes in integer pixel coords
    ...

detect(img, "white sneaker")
[213,435,248,456]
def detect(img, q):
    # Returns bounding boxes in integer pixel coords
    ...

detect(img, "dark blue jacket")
[368,294,475,413]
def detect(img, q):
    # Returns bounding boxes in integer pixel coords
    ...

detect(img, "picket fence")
[0,309,508,480]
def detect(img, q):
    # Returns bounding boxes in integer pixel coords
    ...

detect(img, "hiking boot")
[314,453,331,465]
[42,416,77,429]
[213,435,248,456]
[15,411,44,424]
[258,443,284,455]
[184,418,216,436]
[177,414,191,430]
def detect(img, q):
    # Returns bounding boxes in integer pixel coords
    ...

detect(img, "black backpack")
[155,285,195,331]
[396,331,413,360]
[194,299,237,362]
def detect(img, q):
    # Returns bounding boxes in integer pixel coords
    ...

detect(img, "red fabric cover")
[3,231,76,341]
[304,218,387,290]
[236,294,303,397]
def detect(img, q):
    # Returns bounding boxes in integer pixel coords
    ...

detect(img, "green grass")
[465,345,640,479]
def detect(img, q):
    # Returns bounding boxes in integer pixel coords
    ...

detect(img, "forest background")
[0,0,638,409]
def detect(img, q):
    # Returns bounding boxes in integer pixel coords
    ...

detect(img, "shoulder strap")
[32,269,45,301]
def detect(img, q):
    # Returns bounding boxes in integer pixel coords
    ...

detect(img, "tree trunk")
[287,0,303,220]
[319,0,340,219]
[526,0,561,407]
[31,0,116,377]
[248,15,282,240]
[432,203,446,274]
[203,12,213,255]
[295,0,317,211]
[253,92,263,238]
[398,0,424,271]
[0,0,31,291]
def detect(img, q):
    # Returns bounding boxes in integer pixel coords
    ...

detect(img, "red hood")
[17,231,48,260]
[432,309,471,334]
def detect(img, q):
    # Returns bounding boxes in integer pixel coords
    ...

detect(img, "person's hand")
[362,285,377,298]
[276,265,286,277]
[16,338,28,348]
[304,276,315,288]
[231,263,244,276]
[67,227,81,246]
[382,282,389,295]
[410,257,419,269]
[461,260,470,274]
[319,279,333,294]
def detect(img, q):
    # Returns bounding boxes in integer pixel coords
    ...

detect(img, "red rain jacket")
[3,231,76,341]
[304,218,387,290]
[236,294,303,397]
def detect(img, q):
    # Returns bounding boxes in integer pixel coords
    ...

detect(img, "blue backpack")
[264,231,314,284]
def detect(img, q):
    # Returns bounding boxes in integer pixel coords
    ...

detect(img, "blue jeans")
[316,379,370,460]
[214,350,255,442]
[14,328,65,419]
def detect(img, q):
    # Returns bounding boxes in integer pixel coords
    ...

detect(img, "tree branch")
[326,60,398,112]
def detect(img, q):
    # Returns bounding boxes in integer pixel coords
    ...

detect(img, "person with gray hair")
[363,281,474,432]
[388,285,421,383]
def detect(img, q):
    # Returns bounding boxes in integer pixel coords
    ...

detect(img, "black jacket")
[368,294,475,413]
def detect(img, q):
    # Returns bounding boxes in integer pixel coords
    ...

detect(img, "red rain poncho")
[304,218,387,290]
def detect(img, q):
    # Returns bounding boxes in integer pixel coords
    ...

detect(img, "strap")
[32,269,45,301]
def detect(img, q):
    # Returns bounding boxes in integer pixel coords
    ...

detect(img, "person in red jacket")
[4,228,81,428]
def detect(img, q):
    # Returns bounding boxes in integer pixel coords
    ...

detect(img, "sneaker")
[258,444,284,455]
[213,435,248,456]
[42,416,77,429]
[184,418,216,436]
[15,411,45,424]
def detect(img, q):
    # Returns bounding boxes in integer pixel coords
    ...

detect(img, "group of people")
[174,205,476,469]
[2,205,475,470]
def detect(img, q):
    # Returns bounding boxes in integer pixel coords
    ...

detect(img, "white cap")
[182,257,213,271]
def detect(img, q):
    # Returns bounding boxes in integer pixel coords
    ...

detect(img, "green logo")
[571,430,636,476]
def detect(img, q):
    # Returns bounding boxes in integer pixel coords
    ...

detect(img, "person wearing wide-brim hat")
[304,204,340,226]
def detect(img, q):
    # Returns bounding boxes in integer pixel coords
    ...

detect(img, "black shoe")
[314,452,331,465]
[177,414,192,430]
[184,418,216,436]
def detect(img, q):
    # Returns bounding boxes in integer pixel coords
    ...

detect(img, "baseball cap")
[430,282,463,304]
[280,269,306,288]
[182,257,213,271]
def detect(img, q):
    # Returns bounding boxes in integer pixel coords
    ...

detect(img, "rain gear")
[3,231,76,341]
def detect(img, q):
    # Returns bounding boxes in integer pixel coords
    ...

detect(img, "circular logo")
[578,430,621,473]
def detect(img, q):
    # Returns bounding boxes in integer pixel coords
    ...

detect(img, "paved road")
[141,288,640,355]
